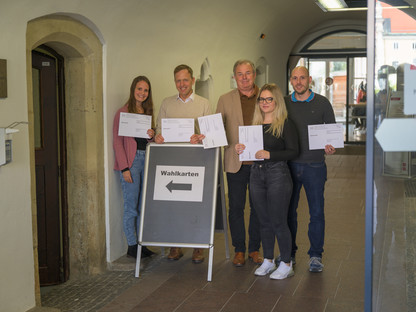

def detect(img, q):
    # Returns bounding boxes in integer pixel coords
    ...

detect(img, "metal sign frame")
[135,143,227,281]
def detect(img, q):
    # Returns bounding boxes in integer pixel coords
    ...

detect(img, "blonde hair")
[252,83,287,138]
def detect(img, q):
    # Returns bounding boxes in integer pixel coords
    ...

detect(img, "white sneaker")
[270,261,294,280]
[254,259,275,276]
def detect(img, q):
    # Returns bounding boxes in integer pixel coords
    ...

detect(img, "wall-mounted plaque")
[0,59,7,98]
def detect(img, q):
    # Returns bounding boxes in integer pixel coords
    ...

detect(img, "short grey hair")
[233,59,256,75]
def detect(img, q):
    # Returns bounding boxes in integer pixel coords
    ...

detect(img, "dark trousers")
[288,161,327,258]
[250,162,293,262]
[227,165,261,253]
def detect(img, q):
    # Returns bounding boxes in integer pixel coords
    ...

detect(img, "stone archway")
[26,14,105,301]
[287,19,367,71]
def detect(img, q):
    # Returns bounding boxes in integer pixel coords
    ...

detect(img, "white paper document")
[161,118,194,142]
[118,112,152,139]
[308,123,344,150]
[198,113,228,149]
[238,125,264,161]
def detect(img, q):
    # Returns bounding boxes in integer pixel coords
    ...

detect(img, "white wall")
[0,5,37,310]
[0,0,365,310]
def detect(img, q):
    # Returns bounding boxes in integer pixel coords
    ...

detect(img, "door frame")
[27,17,106,304]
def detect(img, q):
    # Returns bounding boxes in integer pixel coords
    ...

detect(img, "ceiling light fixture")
[328,5,413,11]
[315,0,347,12]
[316,0,412,12]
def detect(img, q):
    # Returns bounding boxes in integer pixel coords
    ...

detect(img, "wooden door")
[32,51,62,285]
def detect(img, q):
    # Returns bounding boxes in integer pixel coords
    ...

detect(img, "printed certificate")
[118,112,152,138]
[162,118,194,142]
[198,113,228,149]
[308,123,344,150]
[238,125,264,161]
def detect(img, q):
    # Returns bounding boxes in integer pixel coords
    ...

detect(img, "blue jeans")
[250,162,293,262]
[119,150,145,246]
[227,165,261,253]
[288,161,327,258]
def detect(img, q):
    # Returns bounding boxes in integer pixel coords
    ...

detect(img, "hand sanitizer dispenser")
[0,127,18,166]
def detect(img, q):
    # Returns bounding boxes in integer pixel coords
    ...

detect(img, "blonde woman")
[235,83,299,279]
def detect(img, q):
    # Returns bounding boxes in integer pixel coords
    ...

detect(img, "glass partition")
[368,1,416,311]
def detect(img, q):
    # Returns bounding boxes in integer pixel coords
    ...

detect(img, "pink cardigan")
[113,104,138,171]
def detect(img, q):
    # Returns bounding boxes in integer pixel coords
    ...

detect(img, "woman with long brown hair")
[113,75,155,258]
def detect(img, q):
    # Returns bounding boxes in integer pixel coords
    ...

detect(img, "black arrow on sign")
[166,180,192,193]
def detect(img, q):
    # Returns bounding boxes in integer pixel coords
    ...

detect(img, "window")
[304,31,366,51]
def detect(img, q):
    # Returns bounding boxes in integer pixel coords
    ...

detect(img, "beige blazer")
[216,89,246,174]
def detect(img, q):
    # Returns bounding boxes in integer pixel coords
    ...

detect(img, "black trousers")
[227,165,261,253]
[250,162,292,262]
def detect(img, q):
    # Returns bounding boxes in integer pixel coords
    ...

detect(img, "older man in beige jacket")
[216,60,262,266]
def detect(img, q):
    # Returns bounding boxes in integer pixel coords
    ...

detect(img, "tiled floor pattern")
[41,152,366,312]
[41,270,140,311]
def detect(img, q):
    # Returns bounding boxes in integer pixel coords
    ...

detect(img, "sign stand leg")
[218,152,230,259]
[135,244,142,278]
[207,245,214,282]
